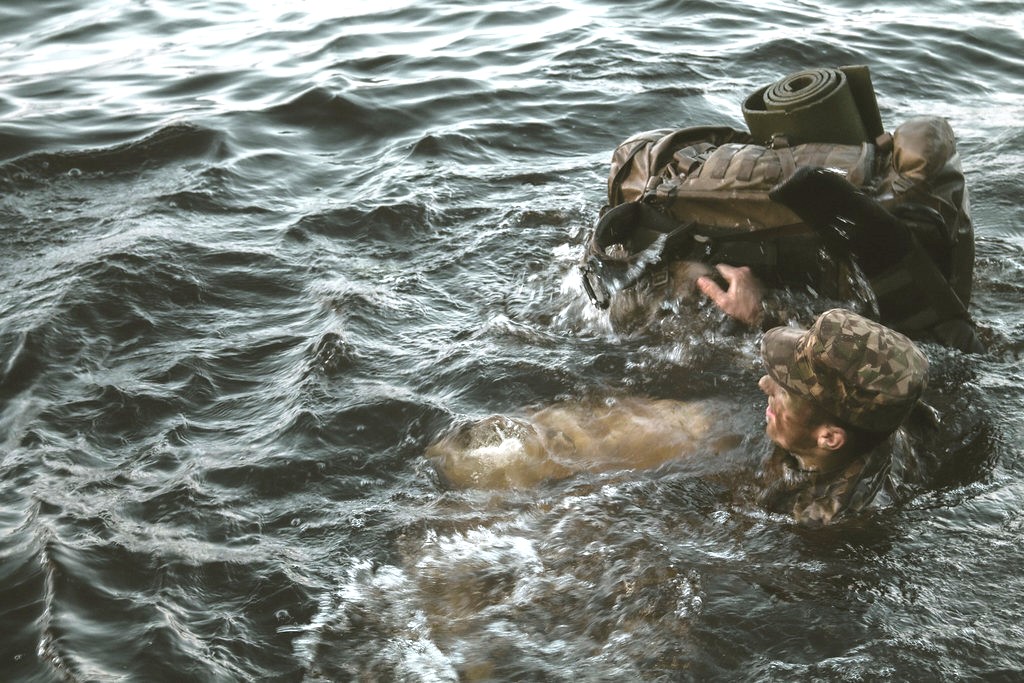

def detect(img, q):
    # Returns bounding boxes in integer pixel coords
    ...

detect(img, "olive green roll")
[743,66,883,147]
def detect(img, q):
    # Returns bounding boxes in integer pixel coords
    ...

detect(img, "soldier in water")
[752,308,930,525]
[429,308,932,527]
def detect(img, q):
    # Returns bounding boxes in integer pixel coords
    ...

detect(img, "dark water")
[2,1,1023,681]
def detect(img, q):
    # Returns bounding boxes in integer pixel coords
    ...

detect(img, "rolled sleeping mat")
[742,66,884,147]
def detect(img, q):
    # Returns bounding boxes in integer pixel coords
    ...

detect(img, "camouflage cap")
[761,309,928,433]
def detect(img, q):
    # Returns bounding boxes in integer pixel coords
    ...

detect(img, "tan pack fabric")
[607,125,877,232]
[601,116,974,304]
[880,117,974,303]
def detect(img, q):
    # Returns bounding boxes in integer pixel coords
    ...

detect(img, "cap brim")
[760,325,806,391]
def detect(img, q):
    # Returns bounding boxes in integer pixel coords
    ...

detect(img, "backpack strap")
[580,202,700,309]
[771,135,797,179]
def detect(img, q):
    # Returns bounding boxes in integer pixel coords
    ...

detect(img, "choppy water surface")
[2,1,1023,681]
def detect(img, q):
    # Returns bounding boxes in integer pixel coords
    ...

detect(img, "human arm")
[697,261,878,332]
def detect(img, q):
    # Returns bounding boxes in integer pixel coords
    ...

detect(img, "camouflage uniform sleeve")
[756,440,897,527]
[754,444,887,526]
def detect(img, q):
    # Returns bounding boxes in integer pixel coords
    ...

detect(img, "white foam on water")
[461,436,530,471]
[293,559,459,679]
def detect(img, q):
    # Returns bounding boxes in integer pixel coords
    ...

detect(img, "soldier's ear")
[816,425,847,452]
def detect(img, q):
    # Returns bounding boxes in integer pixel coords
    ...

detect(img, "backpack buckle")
[580,264,610,309]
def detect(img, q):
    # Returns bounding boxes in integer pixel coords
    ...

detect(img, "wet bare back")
[427,396,744,490]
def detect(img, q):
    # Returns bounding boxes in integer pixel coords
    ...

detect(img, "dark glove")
[770,167,984,353]
[769,166,912,276]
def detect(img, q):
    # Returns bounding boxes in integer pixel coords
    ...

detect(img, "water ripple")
[1,0,1022,680]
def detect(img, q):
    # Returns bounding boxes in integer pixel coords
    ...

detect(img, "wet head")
[758,308,929,476]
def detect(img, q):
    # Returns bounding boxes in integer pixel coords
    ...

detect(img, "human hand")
[696,264,764,327]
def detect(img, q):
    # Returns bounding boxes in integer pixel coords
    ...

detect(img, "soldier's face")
[758,374,820,455]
